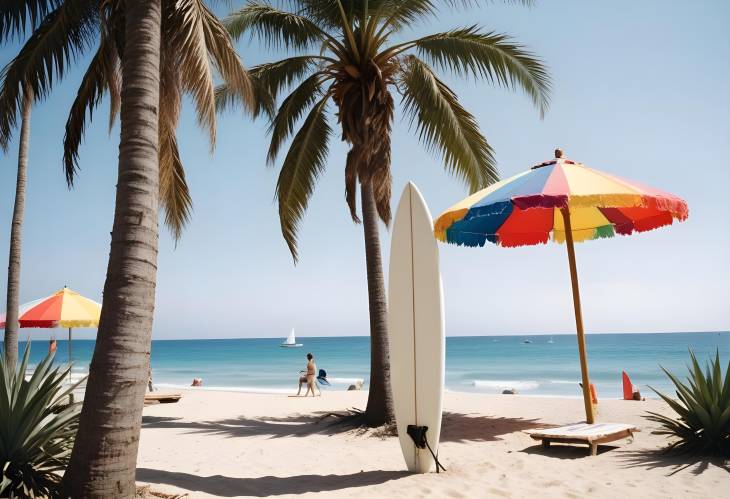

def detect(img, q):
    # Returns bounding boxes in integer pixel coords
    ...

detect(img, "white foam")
[471,380,540,391]
[328,377,365,385]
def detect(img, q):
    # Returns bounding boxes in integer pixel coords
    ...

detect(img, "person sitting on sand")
[297,353,319,397]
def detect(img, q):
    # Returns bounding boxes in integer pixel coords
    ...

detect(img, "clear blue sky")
[1,1,728,340]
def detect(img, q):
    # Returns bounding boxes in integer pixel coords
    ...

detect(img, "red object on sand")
[622,371,634,400]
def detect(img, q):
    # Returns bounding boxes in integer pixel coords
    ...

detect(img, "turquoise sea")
[13,331,730,399]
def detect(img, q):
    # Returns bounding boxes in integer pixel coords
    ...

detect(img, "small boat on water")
[547,336,555,344]
[280,328,303,348]
[523,339,532,344]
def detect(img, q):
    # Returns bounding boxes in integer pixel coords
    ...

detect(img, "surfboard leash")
[406,425,447,473]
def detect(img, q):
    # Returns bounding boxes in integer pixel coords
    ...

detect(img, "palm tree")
[0,1,58,371]
[219,0,550,426]
[2,85,31,373]
[0,1,252,496]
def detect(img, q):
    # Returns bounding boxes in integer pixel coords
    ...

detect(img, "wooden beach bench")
[525,423,639,456]
[144,393,182,406]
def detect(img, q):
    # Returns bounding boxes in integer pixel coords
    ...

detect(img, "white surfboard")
[388,182,445,473]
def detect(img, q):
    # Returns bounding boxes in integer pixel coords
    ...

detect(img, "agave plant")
[0,347,82,498]
[646,350,730,456]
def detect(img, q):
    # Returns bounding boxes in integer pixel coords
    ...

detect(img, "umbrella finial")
[555,148,564,159]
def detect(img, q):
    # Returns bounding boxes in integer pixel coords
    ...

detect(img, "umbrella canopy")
[434,150,688,424]
[434,153,688,247]
[0,287,101,329]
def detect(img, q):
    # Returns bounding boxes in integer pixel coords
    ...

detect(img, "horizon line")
[7,330,727,342]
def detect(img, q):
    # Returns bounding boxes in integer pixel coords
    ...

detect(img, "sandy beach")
[136,390,727,498]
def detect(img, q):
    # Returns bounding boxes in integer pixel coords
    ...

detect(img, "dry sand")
[137,389,727,498]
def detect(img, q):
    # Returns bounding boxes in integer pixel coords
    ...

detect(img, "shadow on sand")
[142,413,359,439]
[520,443,619,459]
[135,469,409,497]
[138,412,556,495]
[143,411,549,443]
[619,449,730,476]
[440,411,548,443]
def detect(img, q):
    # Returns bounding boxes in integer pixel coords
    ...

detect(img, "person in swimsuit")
[296,353,318,396]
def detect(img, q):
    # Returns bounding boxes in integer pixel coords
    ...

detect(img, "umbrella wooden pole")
[68,328,74,403]
[560,208,596,424]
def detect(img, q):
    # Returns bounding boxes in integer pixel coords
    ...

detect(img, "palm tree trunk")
[361,180,394,426]
[62,1,161,496]
[3,86,32,372]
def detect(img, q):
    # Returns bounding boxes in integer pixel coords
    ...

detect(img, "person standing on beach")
[297,353,318,397]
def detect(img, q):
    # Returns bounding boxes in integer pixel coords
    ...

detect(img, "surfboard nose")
[399,182,435,228]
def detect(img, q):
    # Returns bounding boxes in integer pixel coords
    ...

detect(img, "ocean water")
[12,331,730,399]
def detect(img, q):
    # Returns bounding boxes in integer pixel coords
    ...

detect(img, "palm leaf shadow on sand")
[142,413,365,439]
[135,469,409,497]
[619,449,730,476]
[143,411,548,442]
[137,412,555,495]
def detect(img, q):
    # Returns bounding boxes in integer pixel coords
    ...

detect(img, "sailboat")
[547,336,555,344]
[280,328,303,348]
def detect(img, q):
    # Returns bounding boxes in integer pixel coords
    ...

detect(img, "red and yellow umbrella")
[434,150,688,423]
[1,287,101,367]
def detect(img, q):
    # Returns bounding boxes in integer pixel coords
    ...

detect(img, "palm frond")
[215,82,275,119]
[267,72,326,164]
[398,55,496,192]
[225,1,329,50]
[344,150,359,222]
[99,0,123,131]
[406,25,550,116]
[287,0,533,28]
[276,95,332,262]
[158,131,193,242]
[216,55,324,119]
[253,56,324,100]
[371,0,438,34]
[159,41,192,241]
[195,0,254,112]
[370,1,534,38]
[283,0,345,29]
[0,0,97,150]
[165,0,220,149]
[62,32,120,186]
[0,0,64,41]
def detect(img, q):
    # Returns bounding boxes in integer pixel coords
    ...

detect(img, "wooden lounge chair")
[525,423,639,456]
[144,393,182,406]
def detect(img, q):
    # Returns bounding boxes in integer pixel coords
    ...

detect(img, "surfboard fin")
[406,425,446,473]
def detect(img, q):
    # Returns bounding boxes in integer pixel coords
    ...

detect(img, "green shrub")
[646,350,730,456]
[1,347,83,498]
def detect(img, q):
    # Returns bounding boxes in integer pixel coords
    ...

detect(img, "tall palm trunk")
[3,86,32,372]
[62,0,161,496]
[361,180,394,426]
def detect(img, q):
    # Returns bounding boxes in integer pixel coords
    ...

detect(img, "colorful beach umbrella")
[1,287,101,369]
[434,150,688,423]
